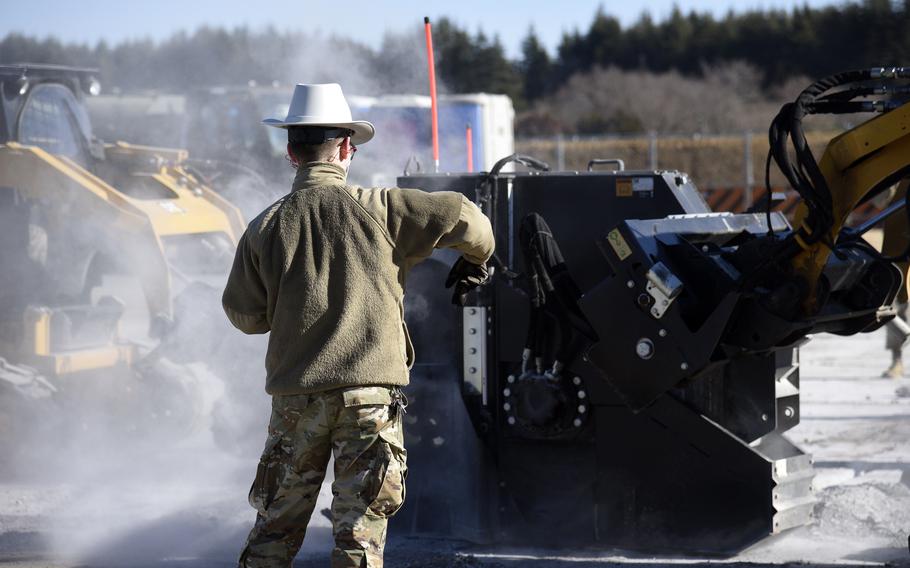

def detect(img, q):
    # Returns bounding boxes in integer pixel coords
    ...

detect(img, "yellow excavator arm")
[790,100,910,308]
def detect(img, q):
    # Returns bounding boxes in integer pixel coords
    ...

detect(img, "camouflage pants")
[239,386,407,568]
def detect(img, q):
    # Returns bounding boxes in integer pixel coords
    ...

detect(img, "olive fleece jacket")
[222,161,495,395]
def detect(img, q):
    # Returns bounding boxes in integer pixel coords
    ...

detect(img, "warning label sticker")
[616,179,633,197]
[607,228,633,261]
[632,177,654,197]
[616,177,654,198]
[632,177,654,192]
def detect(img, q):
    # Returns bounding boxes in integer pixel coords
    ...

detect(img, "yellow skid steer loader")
[0,64,246,463]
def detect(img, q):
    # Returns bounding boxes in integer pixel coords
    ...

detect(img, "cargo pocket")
[368,421,408,518]
[247,398,302,514]
[248,434,283,514]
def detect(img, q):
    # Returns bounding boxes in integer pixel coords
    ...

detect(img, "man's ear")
[339,136,354,161]
[286,143,298,167]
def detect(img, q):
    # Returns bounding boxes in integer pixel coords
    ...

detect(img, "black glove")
[444,257,490,306]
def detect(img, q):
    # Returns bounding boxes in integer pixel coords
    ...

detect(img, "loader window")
[17,84,90,166]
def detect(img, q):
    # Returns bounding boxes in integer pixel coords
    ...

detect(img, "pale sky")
[2,0,847,58]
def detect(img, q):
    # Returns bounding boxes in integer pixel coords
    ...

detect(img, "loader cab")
[0,64,245,379]
[0,64,100,167]
[17,83,93,166]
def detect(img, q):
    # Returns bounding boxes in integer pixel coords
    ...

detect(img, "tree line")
[0,1,905,134]
[521,0,910,101]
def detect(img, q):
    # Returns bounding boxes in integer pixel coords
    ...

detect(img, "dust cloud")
[1,213,268,564]
[0,27,460,566]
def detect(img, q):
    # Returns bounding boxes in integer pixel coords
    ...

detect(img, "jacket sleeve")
[386,189,494,268]
[436,194,495,265]
[222,231,271,334]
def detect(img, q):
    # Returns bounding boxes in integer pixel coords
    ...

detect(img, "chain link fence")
[516,131,838,211]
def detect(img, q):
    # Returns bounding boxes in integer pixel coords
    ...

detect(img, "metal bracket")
[462,307,487,404]
[645,262,683,319]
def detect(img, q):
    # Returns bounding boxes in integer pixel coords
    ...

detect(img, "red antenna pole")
[465,123,474,172]
[424,16,440,172]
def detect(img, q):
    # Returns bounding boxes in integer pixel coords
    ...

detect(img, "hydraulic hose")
[766,69,890,248]
[489,153,550,177]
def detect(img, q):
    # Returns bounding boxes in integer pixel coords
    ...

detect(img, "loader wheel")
[210,392,271,457]
[132,356,213,435]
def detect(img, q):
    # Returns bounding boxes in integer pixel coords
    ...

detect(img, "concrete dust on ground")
[1,328,909,567]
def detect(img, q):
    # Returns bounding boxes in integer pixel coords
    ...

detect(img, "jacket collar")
[292,161,348,191]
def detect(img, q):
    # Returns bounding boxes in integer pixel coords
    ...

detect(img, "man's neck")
[292,161,348,191]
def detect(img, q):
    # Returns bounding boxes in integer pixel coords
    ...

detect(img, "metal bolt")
[503,388,511,397]
[636,338,655,360]
[503,403,511,411]
[701,245,709,253]
[469,367,477,374]
[507,375,516,384]
[577,390,587,399]
[507,416,516,425]
[784,406,795,418]
[659,329,667,337]
[573,418,583,427]
[469,328,477,335]
[578,405,587,414]
[626,280,635,289]
[638,293,650,306]
[761,413,769,422]
[572,376,582,386]
[680,362,688,371]
[469,308,477,315]
[469,347,477,354]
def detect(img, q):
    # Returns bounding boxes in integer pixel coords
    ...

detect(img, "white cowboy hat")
[262,83,375,145]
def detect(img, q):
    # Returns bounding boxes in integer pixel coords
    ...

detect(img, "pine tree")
[519,27,553,101]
